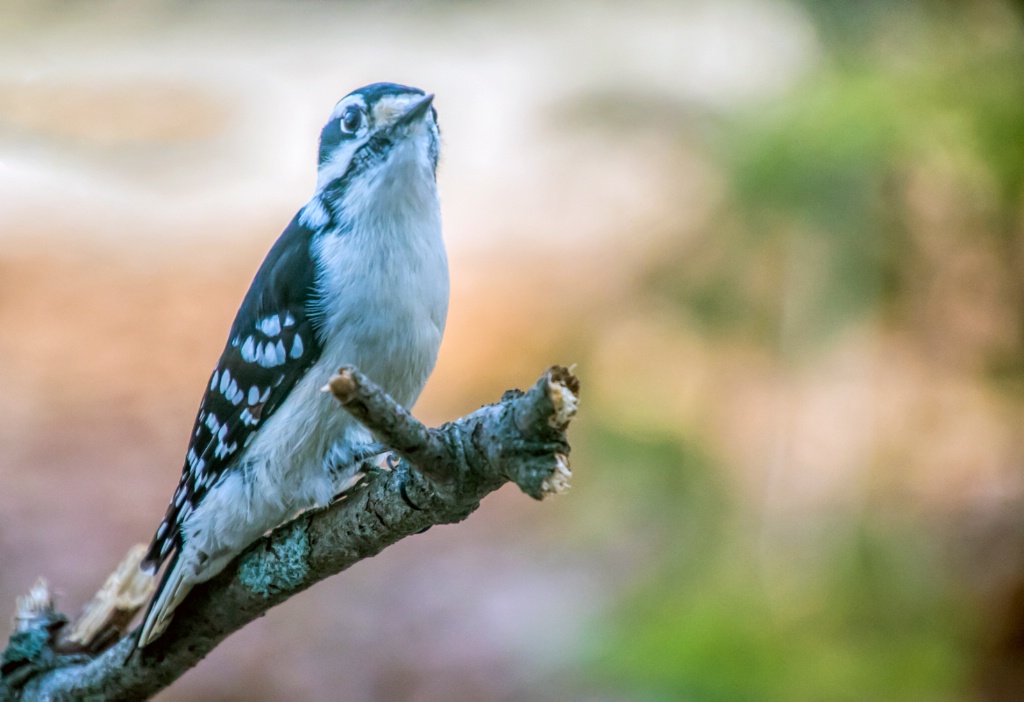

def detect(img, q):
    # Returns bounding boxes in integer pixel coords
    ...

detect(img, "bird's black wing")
[142,212,324,570]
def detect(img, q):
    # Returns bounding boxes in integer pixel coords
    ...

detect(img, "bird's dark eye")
[340,106,364,135]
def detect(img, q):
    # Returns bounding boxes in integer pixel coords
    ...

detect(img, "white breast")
[239,133,447,514]
[314,134,448,402]
[176,97,448,585]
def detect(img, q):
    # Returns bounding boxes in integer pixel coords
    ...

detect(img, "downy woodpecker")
[138,82,448,647]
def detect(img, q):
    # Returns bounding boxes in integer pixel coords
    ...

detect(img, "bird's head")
[315,82,440,195]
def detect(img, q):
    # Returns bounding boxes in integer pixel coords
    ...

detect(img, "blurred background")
[2,0,1024,699]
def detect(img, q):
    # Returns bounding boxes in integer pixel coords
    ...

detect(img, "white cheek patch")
[317,95,371,191]
[317,141,364,190]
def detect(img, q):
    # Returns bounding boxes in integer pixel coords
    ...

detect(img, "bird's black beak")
[394,93,435,129]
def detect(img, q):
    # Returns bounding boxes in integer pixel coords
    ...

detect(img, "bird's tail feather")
[137,550,193,648]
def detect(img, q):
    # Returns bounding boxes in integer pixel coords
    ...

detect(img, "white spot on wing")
[240,408,257,426]
[219,370,231,394]
[283,312,296,327]
[210,370,219,391]
[241,336,256,362]
[259,341,278,368]
[275,339,286,364]
[259,315,282,337]
[248,386,260,405]
[214,441,237,459]
[290,335,304,359]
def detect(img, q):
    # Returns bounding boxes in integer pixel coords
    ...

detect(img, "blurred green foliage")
[587,518,973,701]
[569,424,728,577]
[578,424,973,700]
[648,0,1024,359]
[579,1,1019,698]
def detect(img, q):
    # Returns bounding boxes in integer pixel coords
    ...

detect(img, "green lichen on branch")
[1,626,59,692]
[238,522,311,598]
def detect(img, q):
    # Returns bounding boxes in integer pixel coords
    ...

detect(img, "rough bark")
[1,365,579,701]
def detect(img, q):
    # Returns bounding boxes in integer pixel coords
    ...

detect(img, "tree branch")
[1,365,579,702]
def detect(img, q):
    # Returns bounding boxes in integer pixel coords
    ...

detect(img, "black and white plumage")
[138,83,448,647]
